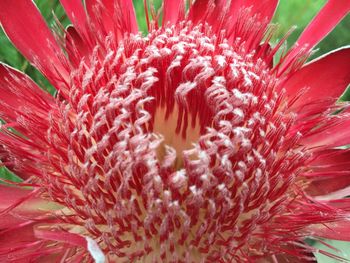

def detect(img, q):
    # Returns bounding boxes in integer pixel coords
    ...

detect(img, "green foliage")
[0,167,22,184]
[314,239,350,262]
[272,0,350,59]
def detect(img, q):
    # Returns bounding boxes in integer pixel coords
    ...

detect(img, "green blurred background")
[0,0,349,262]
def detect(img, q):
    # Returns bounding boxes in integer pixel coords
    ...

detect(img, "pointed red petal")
[225,0,278,51]
[0,219,65,262]
[65,26,90,66]
[59,0,88,36]
[85,0,112,34]
[317,185,350,200]
[35,229,103,262]
[282,47,350,110]
[163,0,184,25]
[0,0,69,87]
[0,184,66,262]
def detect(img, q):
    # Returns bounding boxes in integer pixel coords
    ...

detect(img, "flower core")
[45,22,308,262]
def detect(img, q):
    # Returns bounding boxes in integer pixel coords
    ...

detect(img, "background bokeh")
[0,1,349,262]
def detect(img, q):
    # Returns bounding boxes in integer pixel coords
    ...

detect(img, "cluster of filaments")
[45,22,306,262]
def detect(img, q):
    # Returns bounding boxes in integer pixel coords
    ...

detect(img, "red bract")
[0,0,350,262]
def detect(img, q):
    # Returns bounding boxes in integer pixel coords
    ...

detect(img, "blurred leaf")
[0,167,22,184]
[314,239,350,262]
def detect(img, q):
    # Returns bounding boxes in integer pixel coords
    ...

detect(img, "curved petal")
[65,26,90,66]
[59,0,88,37]
[282,46,350,110]
[0,184,68,260]
[0,184,75,262]
[35,230,104,262]
[0,0,69,88]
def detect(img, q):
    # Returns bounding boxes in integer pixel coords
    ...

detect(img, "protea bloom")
[0,0,350,262]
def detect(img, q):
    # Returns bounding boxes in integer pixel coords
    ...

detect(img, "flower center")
[48,22,306,262]
[153,105,201,169]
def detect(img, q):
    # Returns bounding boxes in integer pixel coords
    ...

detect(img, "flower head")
[0,0,350,262]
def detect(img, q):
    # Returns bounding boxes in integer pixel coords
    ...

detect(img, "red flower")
[0,0,350,262]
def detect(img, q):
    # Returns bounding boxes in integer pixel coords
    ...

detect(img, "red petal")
[282,47,350,110]
[0,64,55,179]
[311,149,350,169]
[65,26,90,66]
[0,0,69,87]
[310,220,350,241]
[116,0,138,33]
[308,151,350,198]
[316,185,350,200]
[229,0,278,23]
[306,173,350,197]
[0,184,34,210]
[188,0,278,33]
[227,0,278,51]
[34,229,87,249]
[0,184,48,229]
[85,0,114,35]
[0,185,64,261]
[0,221,65,262]
[163,0,184,25]
[301,116,350,148]
[188,0,213,24]
[0,63,53,123]
[282,0,350,68]
[59,0,88,36]
[295,0,350,50]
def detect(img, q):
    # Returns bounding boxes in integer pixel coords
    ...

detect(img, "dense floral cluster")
[0,0,349,262]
